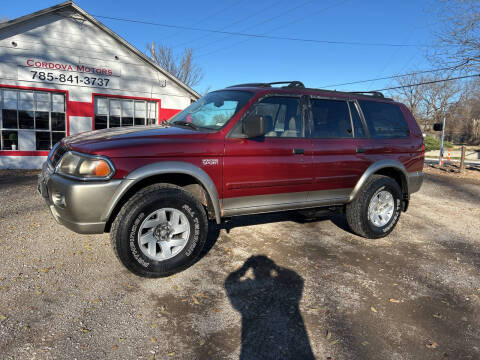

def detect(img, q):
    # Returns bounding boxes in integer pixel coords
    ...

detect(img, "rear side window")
[311,99,352,138]
[359,101,410,138]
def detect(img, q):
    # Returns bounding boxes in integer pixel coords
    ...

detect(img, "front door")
[223,95,312,215]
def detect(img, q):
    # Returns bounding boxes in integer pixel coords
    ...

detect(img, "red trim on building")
[0,84,67,94]
[91,92,162,130]
[0,84,69,156]
[158,108,181,121]
[68,100,92,117]
[0,151,49,156]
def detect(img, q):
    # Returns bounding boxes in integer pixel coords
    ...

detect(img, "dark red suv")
[38,81,424,277]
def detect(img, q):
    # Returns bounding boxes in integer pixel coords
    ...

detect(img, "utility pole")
[438,115,446,166]
[459,145,466,173]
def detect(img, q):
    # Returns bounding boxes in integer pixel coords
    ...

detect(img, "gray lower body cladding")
[221,171,424,217]
[38,163,122,234]
[221,188,352,217]
[407,171,424,194]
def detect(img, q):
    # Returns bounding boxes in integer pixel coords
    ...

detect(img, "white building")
[0,1,199,169]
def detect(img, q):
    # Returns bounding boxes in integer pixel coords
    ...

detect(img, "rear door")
[308,97,371,202]
[223,95,312,214]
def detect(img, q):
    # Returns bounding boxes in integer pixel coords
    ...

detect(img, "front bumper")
[38,162,123,234]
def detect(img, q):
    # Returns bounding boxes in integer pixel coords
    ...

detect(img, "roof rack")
[228,81,305,89]
[348,91,385,98]
[226,82,392,100]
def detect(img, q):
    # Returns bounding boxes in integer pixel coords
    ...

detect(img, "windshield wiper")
[170,120,200,130]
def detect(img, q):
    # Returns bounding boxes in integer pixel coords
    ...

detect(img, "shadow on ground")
[200,210,351,264]
[225,255,315,360]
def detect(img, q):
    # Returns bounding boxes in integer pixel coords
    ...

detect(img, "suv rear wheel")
[346,175,402,239]
[111,184,208,277]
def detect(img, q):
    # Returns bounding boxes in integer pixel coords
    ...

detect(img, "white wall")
[69,116,92,135]
[0,155,46,169]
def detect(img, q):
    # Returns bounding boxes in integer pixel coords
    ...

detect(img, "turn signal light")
[95,160,111,176]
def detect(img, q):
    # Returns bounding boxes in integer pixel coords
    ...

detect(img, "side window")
[348,101,367,138]
[243,96,303,138]
[311,99,352,138]
[359,101,410,138]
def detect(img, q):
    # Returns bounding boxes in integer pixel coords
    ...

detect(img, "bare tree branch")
[432,0,480,70]
[147,42,203,88]
[390,73,426,121]
[391,72,461,133]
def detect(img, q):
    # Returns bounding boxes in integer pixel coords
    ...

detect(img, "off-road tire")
[346,175,402,239]
[110,183,208,277]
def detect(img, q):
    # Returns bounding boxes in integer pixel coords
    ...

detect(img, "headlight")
[56,152,114,180]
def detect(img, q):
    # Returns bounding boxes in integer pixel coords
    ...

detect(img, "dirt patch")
[0,170,479,359]
[424,163,480,182]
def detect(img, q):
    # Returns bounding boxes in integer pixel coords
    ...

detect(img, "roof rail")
[227,83,268,88]
[269,81,305,88]
[226,83,392,100]
[349,91,385,98]
[228,81,305,89]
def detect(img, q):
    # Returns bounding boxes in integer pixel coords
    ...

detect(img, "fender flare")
[102,161,222,224]
[349,160,408,202]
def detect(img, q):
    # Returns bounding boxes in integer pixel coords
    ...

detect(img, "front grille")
[50,144,68,167]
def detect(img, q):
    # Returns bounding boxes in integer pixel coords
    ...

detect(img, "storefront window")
[19,91,34,129]
[134,100,146,126]
[94,97,157,129]
[0,89,66,150]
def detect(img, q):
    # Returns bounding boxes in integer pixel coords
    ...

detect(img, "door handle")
[293,148,305,155]
[356,147,366,153]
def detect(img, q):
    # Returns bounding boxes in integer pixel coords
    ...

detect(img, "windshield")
[169,90,253,130]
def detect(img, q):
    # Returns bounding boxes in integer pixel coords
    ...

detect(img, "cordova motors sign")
[17,58,167,89]
[18,58,120,88]
[26,59,117,76]
[27,59,120,76]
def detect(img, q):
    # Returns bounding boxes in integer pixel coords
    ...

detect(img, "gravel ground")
[0,170,479,360]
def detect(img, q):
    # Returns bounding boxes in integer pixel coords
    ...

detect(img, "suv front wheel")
[111,184,208,277]
[346,175,403,239]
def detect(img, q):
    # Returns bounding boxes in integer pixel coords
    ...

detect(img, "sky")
[1,0,441,95]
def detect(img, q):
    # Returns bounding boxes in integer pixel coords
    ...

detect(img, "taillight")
[421,143,425,157]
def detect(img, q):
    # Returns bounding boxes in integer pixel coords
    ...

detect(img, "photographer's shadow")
[225,255,314,360]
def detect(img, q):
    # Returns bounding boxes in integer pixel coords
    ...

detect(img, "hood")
[64,125,209,156]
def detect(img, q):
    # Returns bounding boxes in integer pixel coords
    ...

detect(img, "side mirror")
[433,123,443,131]
[244,114,266,138]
